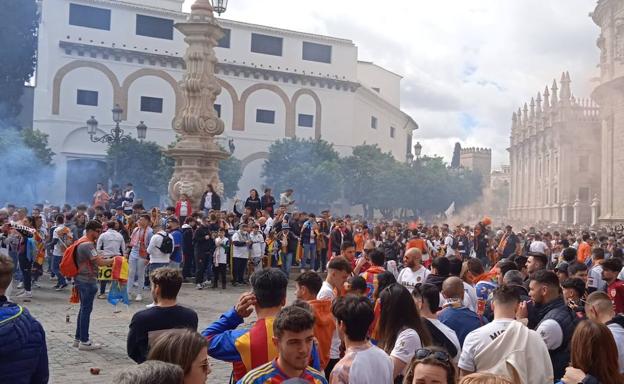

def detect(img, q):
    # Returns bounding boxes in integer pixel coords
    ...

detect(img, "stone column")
[561,200,568,224]
[167,0,230,209]
[573,197,581,225]
[591,195,601,227]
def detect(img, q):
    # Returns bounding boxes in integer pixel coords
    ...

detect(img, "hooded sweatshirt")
[308,299,335,370]
[0,297,48,384]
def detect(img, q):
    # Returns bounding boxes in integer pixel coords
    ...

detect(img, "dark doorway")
[66,158,107,205]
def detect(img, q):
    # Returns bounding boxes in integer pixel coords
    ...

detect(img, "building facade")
[459,147,492,186]
[508,73,601,225]
[592,0,624,224]
[34,0,418,203]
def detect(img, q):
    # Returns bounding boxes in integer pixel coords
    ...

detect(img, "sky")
[183,0,600,167]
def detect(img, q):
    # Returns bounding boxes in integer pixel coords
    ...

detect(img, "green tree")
[20,129,54,165]
[106,139,172,207]
[219,154,242,199]
[0,0,38,121]
[263,138,341,212]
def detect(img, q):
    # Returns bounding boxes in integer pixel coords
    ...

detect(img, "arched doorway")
[66,158,108,205]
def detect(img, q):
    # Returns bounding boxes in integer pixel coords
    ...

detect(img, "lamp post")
[414,141,422,160]
[210,0,228,15]
[86,104,148,184]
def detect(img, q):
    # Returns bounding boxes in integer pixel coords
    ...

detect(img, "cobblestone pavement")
[15,275,297,384]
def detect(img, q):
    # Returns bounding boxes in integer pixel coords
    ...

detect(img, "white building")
[34,0,418,203]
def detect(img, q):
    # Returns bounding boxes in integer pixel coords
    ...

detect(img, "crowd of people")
[1,181,624,383]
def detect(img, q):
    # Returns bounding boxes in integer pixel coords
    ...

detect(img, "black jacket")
[193,225,215,256]
[244,197,261,215]
[199,191,221,212]
[330,228,353,254]
[182,225,195,261]
[260,195,276,214]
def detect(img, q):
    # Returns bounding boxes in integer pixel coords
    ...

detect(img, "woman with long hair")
[148,329,211,384]
[244,189,261,216]
[561,320,624,384]
[378,283,433,382]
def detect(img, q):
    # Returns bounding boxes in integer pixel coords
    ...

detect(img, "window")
[251,33,283,56]
[302,41,332,63]
[69,3,111,30]
[371,116,378,129]
[256,109,275,124]
[298,114,314,127]
[76,90,98,106]
[136,14,173,40]
[140,96,163,113]
[218,28,231,48]
[390,126,396,138]
[578,155,589,172]
[214,104,221,118]
[578,187,590,202]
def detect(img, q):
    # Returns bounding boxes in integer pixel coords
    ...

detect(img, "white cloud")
[183,0,600,167]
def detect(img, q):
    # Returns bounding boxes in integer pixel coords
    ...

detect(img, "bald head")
[403,247,423,269]
[586,291,615,321]
[442,276,464,300]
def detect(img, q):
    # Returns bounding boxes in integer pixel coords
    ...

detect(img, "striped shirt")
[238,359,327,384]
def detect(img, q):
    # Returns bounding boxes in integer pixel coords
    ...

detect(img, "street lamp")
[414,141,422,159]
[211,0,228,15]
[86,104,148,184]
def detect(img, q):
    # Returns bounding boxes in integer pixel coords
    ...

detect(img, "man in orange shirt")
[353,225,369,257]
[577,233,591,264]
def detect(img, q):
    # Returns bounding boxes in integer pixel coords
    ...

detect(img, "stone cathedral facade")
[508,73,601,225]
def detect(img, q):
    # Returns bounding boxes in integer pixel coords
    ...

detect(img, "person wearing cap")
[561,278,586,318]
[554,261,569,284]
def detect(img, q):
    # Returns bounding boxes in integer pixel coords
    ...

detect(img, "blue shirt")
[170,229,183,263]
[438,306,488,347]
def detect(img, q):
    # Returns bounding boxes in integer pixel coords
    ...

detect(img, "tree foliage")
[21,129,54,165]
[262,138,342,212]
[0,0,38,121]
[219,154,242,200]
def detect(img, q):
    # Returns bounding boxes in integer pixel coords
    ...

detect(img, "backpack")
[59,237,91,278]
[157,233,173,254]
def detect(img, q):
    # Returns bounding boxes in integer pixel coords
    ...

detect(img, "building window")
[390,126,396,138]
[69,3,111,30]
[371,116,378,129]
[256,109,275,124]
[302,41,332,63]
[140,96,163,113]
[578,155,589,172]
[298,114,314,127]
[578,187,590,202]
[214,104,221,118]
[136,14,173,40]
[76,90,98,106]
[251,33,283,56]
[218,28,231,48]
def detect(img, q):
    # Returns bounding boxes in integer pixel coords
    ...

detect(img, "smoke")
[447,185,510,228]
[0,124,54,207]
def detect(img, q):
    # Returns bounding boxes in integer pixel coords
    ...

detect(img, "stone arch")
[240,151,269,170]
[121,68,182,120]
[291,88,322,139]
[237,83,293,135]
[216,78,239,129]
[52,60,122,115]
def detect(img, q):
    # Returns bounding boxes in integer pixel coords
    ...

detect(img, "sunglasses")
[415,348,450,363]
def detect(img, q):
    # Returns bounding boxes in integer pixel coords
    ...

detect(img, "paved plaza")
[17,275,296,383]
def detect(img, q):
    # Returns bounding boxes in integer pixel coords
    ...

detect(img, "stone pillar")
[561,200,568,224]
[573,197,581,225]
[167,0,230,208]
[591,195,601,227]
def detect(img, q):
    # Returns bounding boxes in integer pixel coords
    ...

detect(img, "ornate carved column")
[573,197,581,225]
[591,195,600,227]
[167,0,230,208]
[561,200,568,224]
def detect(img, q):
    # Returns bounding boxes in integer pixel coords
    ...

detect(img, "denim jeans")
[149,262,169,275]
[75,281,98,342]
[280,252,293,278]
[127,257,147,297]
[53,255,66,286]
[316,249,328,272]
[302,243,316,270]
[232,257,247,284]
[10,250,22,282]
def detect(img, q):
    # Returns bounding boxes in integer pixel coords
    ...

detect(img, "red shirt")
[607,280,624,314]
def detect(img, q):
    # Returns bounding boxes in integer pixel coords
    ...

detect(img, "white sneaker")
[32,281,40,288]
[17,281,23,289]
[135,294,143,302]
[196,284,203,290]
[78,341,102,351]
[15,291,32,298]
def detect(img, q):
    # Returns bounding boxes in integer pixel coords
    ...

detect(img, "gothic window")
[578,187,590,203]
[578,155,589,172]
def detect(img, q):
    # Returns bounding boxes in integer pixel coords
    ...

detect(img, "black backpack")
[157,233,174,254]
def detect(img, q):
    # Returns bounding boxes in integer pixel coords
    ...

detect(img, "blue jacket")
[0,297,48,384]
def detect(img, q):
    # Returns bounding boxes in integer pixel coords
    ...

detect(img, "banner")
[97,266,113,281]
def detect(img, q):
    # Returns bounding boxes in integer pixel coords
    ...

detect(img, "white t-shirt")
[146,231,174,264]
[317,281,340,359]
[330,343,393,384]
[529,241,548,254]
[390,328,422,375]
[444,236,455,257]
[588,264,606,291]
[179,201,189,216]
[458,318,514,372]
[462,282,478,313]
[536,319,563,350]
[53,225,71,256]
[397,265,431,293]
[607,322,624,374]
